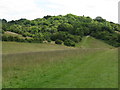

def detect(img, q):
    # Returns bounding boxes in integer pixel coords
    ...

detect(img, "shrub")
[2,35,9,41]
[25,38,34,43]
[2,34,26,42]
[55,39,63,44]
[47,39,51,42]
[64,39,75,47]
[2,30,5,34]
[68,35,82,43]
[14,36,20,41]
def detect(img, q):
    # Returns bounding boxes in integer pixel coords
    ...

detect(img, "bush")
[51,32,68,41]
[55,39,63,44]
[64,39,75,47]
[47,39,51,42]
[18,38,25,42]
[2,34,26,42]
[68,35,82,43]
[2,30,5,34]
[25,38,34,43]
[2,35,9,41]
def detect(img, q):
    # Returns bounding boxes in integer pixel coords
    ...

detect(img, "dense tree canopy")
[1,14,120,47]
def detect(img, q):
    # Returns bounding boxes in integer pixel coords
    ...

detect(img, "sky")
[0,0,119,23]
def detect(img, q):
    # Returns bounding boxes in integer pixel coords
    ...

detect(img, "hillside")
[2,41,118,88]
[76,36,114,48]
[2,30,118,88]
[1,14,120,47]
[2,35,114,54]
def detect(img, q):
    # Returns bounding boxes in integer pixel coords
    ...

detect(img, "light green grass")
[2,49,118,88]
[76,36,114,49]
[2,41,74,54]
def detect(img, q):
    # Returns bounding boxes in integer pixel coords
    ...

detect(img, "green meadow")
[2,36,118,88]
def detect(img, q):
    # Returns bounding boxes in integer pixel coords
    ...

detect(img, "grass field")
[2,41,74,54]
[2,37,118,88]
[76,36,114,48]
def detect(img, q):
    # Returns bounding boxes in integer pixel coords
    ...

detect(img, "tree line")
[1,14,120,47]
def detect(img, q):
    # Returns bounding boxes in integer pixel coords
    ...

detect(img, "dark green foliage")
[74,27,84,36]
[94,16,106,22]
[43,15,52,19]
[2,34,25,42]
[64,39,75,47]
[72,36,82,43]
[43,32,51,42]
[58,23,74,33]
[0,28,4,34]
[51,32,68,41]
[2,35,9,41]
[55,39,63,44]
[51,32,81,43]
[1,14,120,47]
[33,33,44,43]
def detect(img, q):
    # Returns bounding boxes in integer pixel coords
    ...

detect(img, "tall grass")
[2,41,74,54]
[2,48,118,88]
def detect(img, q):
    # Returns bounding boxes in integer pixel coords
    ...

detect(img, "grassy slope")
[4,31,32,39]
[4,31,23,37]
[2,37,118,88]
[76,36,114,48]
[3,36,113,54]
[2,42,74,54]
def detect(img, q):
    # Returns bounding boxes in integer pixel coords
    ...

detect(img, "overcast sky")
[0,0,119,23]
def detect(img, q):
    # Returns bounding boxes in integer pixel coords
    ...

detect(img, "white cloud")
[0,0,45,20]
[45,0,119,23]
[0,0,119,23]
